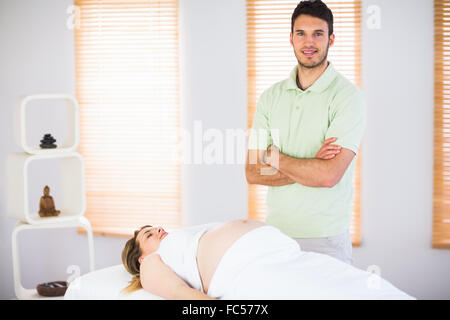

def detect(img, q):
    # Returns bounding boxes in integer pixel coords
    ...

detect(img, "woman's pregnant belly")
[196,219,266,295]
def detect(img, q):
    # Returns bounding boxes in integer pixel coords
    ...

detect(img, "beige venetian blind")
[74,0,181,237]
[433,0,450,249]
[247,0,362,245]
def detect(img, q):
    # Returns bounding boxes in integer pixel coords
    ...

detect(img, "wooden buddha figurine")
[38,185,61,217]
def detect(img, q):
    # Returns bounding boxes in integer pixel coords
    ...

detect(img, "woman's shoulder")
[141,252,161,267]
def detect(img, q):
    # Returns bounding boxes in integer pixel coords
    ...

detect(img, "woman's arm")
[140,253,217,300]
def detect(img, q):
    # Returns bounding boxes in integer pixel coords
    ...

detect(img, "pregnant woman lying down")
[122,219,414,300]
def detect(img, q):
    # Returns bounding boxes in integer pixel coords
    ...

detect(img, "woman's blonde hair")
[121,225,152,294]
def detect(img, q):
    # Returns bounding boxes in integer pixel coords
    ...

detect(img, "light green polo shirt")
[248,62,366,238]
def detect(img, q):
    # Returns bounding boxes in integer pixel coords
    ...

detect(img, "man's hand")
[245,149,295,186]
[315,137,342,159]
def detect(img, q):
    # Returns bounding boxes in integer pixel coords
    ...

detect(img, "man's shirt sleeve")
[248,90,273,150]
[325,87,367,155]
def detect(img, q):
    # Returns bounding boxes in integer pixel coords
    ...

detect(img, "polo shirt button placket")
[296,92,302,110]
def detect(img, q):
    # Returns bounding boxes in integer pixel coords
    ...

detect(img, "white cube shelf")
[17,94,79,154]
[7,152,86,225]
[11,217,95,300]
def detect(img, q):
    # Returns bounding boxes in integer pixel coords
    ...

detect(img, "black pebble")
[40,133,57,149]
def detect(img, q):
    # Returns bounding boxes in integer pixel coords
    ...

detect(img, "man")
[245,0,366,265]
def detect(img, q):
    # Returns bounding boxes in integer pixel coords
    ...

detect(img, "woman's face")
[137,226,168,264]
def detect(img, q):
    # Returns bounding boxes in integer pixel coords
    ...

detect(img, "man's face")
[290,14,334,69]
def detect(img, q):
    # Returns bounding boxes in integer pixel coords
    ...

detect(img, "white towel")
[207,225,414,300]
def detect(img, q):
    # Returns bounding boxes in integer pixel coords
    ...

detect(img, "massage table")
[64,260,414,300]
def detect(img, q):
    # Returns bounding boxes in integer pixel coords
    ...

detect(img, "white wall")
[0,0,127,299]
[179,0,248,226]
[353,0,450,299]
[0,0,449,300]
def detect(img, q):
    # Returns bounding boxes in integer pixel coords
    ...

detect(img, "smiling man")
[245,0,366,265]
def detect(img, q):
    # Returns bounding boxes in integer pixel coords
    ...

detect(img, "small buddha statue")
[38,185,61,217]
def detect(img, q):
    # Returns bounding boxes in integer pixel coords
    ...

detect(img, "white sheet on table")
[220,250,415,300]
[204,226,414,300]
[64,246,414,300]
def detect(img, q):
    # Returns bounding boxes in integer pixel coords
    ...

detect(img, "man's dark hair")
[291,0,334,36]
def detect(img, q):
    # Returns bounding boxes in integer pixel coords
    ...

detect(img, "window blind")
[433,0,450,249]
[246,0,362,245]
[74,0,181,237]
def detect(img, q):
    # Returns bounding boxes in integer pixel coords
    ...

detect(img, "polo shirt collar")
[286,61,338,93]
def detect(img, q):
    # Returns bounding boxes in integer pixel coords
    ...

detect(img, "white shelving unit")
[11,217,95,300]
[7,94,95,300]
[7,152,86,224]
[17,94,80,155]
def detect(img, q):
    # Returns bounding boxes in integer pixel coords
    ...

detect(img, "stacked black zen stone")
[40,134,57,149]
